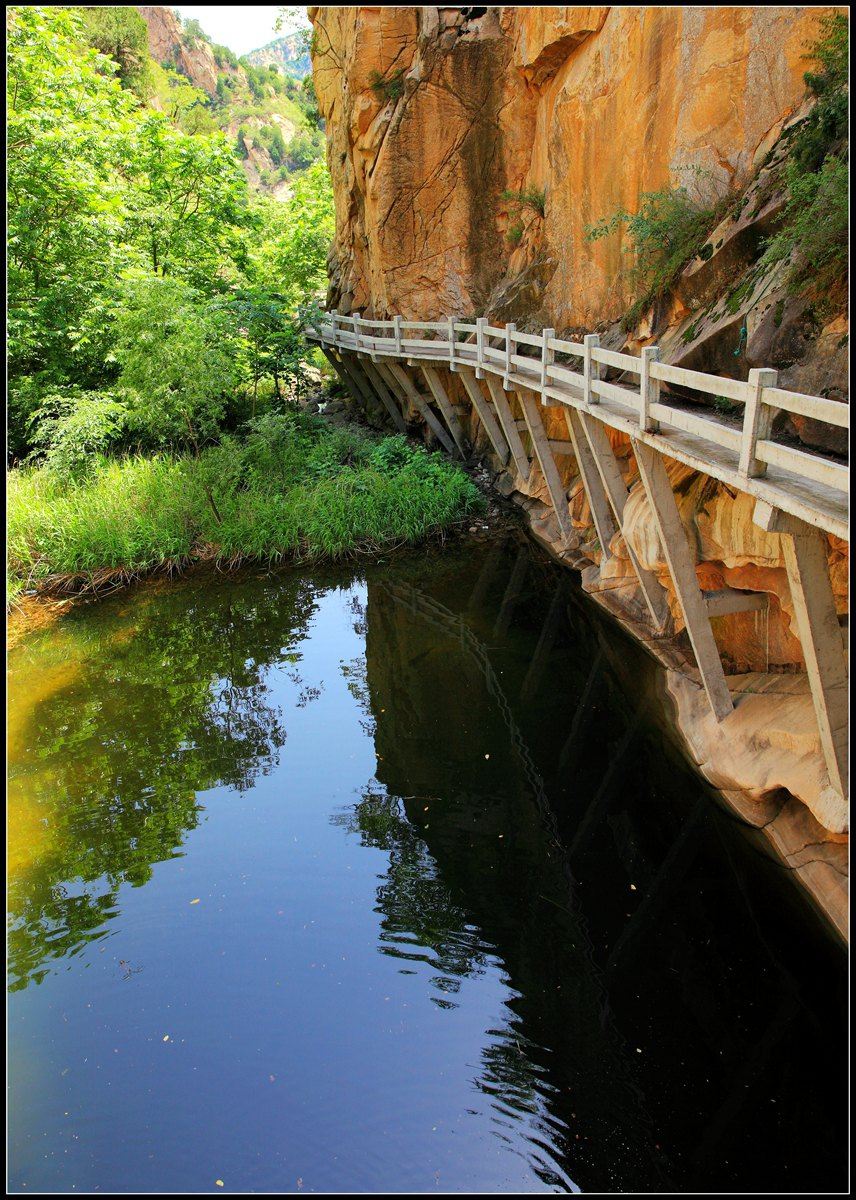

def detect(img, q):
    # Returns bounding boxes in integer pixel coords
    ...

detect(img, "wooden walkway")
[307,312,849,810]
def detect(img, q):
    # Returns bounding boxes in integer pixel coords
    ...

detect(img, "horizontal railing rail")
[308,311,849,540]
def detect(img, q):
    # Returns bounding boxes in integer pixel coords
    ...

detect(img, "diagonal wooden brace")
[577,412,671,632]
[458,367,510,464]
[420,365,469,457]
[385,361,456,455]
[754,500,848,799]
[517,388,576,548]
[632,438,733,720]
[360,357,408,433]
[484,373,530,481]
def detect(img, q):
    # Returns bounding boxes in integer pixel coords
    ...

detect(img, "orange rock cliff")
[309,6,842,323]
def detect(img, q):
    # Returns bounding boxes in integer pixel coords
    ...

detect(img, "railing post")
[393,314,403,357]
[540,327,555,405]
[504,322,515,390]
[739,367,778,478]
[447,316,457,372]
[353,311,362,352]
[327,309,338,345]
[583,333,600,406]
[476,317,487,379]
[640,346,660,432]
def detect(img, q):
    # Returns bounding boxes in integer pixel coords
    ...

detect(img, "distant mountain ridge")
[245,33,311,80]
[134,8,322,197]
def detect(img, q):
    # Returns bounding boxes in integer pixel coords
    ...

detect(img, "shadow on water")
[7,537,848,1193]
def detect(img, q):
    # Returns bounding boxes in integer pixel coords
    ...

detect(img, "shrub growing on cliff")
[585,168,730,329]
[501,187,546,217]
[369,68,405,103]
[759,14,849,300]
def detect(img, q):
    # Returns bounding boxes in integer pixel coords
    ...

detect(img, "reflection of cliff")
[7,575,318,990]
[356,544,846,1192]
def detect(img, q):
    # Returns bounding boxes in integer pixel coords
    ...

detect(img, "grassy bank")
[7,412,484,599]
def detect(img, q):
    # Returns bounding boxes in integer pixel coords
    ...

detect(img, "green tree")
[113,274,241,447]
[7,6,136,381]
[77,5,152,98]
[249,161,334,308]
[123,114,252,283]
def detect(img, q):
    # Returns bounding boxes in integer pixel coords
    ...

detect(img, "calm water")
[7,540,847,1194]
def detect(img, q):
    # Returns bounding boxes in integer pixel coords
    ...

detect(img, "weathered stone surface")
[312,6,841,325]
[138,6,222,96]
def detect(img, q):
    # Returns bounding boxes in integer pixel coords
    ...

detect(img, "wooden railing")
[307,308,848,809]
[309,311,849,541]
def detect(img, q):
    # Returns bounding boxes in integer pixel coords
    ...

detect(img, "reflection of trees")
[334,789,488,992]
[8,576,318,990]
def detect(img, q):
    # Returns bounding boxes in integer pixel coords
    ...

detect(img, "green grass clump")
[7,413,484,594]
[368,68,405,103]
[501,187,547,217]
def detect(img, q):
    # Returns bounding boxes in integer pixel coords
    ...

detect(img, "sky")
[172,6,309,57]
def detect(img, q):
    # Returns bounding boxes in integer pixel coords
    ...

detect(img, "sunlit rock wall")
[309,6,839,325]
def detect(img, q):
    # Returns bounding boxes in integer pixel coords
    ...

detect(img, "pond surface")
[7,540,847,1194]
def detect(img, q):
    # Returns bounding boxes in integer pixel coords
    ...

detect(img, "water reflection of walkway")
[360,549,845,1191]
[362,569,672,1191]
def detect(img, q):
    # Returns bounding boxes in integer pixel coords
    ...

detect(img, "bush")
[369,68,405,102]
[759,15,849,299]
[28,389,129,476]
[112,275,241,448]
[501,187,546,217]
[585,168,730,328]
[761,155,848,296]
[7,414,485,590]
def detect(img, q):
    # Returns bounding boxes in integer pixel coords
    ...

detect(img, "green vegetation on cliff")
[584,15,849,328]
[759,13,849,300]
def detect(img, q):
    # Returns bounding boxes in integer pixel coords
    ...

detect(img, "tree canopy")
[7,5,335,461]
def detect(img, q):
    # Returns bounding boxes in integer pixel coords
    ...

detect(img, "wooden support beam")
[563,407,618,561]
[517,390,576,547]
[320,347,357,401]
[632,438,733,720]
[754,500,848,798]
[384,361,456,456]
[332,350,378,414]
[494,545,529,637]
[483,373,530,481]
[458,367,510,465]
[420,365,469,457]
[703,588,769,618]
[360,357,408,433]
[578,413,671,632]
